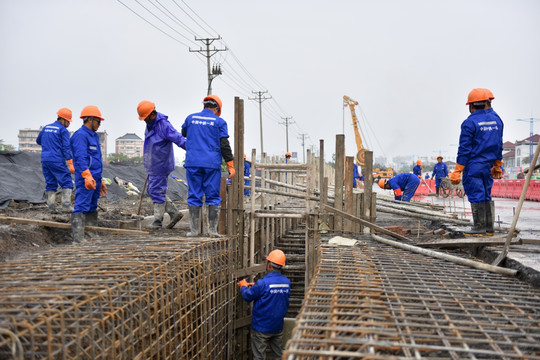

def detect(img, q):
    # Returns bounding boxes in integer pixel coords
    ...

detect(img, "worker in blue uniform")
[70,105,108,242]
[431,155,449,197]
[138,100,186,229]
[182,95,235,237]
[244,154,251,196]
[238,249,290,360]
[413,160,423,178]
[378,173,420,202]
[36,107,75,212]
[450,88,503,236]
[353,163,362,188]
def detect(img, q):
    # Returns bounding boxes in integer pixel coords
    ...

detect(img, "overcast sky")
[1,0,539,165]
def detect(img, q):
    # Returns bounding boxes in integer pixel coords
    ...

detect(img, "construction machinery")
[373,167,394,180]
[343,95,366,166]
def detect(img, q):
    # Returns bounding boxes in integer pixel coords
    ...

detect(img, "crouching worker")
[238,250,291,360]
[378,173,420,202]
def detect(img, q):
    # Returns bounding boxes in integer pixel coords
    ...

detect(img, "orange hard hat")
[285,152,292,157]
[266,249,286,267]
[466,88,495,105]
[437,155,443,159]
[203,95,222,116]
[80,105,104,121]
[416,160,422,165]
[56,107,72,122]
[378,179,387,189]
[137,100,155,120]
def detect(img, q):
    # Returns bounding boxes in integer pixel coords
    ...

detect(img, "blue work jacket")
[387,173,420,201]
[456,108,503,168]
[432,162,448,179]
[240,271,291,334]
[182,108,229,169]
[413,165,422,177]
[70,125,102,179]
[144,112,186,176]
[36,120,72,163]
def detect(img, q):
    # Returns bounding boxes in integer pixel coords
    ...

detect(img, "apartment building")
[115,133,143,158]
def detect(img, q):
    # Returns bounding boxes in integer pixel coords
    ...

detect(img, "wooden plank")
[235,263,266,278]
[417,236,522,248]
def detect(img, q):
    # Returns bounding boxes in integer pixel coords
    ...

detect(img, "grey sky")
[1,0,539,165]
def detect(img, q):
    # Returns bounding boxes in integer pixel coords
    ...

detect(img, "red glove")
[100,181,108,197]
[450,164,465,185]
[227,160,235,179]
[66,159,75,174]
[394,188,403,197]
[81,169,96,190]
[237,279,249,288]
[491,160,503,179]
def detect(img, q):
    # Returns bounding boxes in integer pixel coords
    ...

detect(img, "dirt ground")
[0,197,189,262]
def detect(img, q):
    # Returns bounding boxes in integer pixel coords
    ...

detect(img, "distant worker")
[431,155,449,197]
[244,154,251,196]
[413,160,423,178]
[182,95,235,237]
[138,100,186,229]
[70,106,108,242]
[425,173,430,180]
[353,162,362,188]
[237,249,291,360]
[36,107,75,213]
[378,173,420,202]
[450,88,503,236]
[285,152,292,163]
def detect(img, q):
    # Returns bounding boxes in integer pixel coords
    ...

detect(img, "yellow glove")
[237,279,249,288]
[450,163,465,185]
[81,169,96,190]
[227,160,235,179]
[491,160,503,179]
[100,181,108,197]
[66,159,75,174]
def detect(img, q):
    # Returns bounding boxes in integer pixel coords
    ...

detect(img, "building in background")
[514,134,539,167]
[115,133,143,158]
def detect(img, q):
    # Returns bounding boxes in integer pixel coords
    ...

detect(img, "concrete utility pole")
[189,37,227,95]
[298,133,308,163]
[516,117,540,164]
[249,91,271,154]
[280,117,294,153]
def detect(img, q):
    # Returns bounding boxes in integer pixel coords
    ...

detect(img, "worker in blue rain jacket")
[413,160,423,178]
[431,155,449,197]
[244,154,251,196]
[36,107,75,213]
[70,105,108,243]
[138,100,186,229]
[450,88,503,236]
[378,173,420,202]
[237,249,290,360]
[182,94,235,237]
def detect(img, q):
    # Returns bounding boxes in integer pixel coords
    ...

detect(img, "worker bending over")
[238,250,291,360]
[413,160,423,178]
[182,95,235,237]
[70,106,108,242]
[431,155,448,197]
[36,108,75,212]
[138,100,186,229]
[450,88,503,236]
[378,173,420,202]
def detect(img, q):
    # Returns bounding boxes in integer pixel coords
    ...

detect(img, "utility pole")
[189,37,227,95]
[249,91,271,154]
[516,117,540,164]
[279,117,294,153]
[298,133,308,163]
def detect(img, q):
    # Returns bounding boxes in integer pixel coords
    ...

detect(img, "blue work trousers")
[462,164,493,204]
[42,161,73,191]
[147,175,168,203]
[73,180,101,214]
[186,167,222,206]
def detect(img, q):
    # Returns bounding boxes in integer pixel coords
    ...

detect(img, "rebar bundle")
[0,236,235,360]
[285,242,540,359]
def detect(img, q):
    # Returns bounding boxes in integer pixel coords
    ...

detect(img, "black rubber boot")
[464,202,487,237]
[85,211,98,226]
[71,213,85,243]
[435,187,439,197]
[150,202,165,229]
[61,188,73,213]
[165,199,183,229]
[485,201,494,236]
[46,190,57,212]
[187,206,201,237]
[208,205,222,238]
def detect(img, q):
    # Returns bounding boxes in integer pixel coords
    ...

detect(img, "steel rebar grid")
[0,236,235,360]
[284,241,540,359]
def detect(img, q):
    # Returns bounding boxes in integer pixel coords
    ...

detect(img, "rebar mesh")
[0,236,235,360]
[285,241,540,359]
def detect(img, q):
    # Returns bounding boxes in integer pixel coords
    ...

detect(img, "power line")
[189,37,228,95]
[279,117,294,153]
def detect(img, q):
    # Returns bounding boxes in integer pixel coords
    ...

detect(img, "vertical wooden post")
[344,156,354,233]
[334,135,345,232]
[363,150,374,234]
[319,140,325,216]
[230,97,245,237]
[250,149,257,267]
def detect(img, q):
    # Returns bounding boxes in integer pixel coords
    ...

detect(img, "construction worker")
[36,108,75,212]
[237,249,291,360]
[413,160,423,178]
[353,163,362,188]
[285,152,292,163]
[431,155,448,197]
[450,88,503,236]
[378,173,420,202]
[70,106,108,242]
[244,154,251,196]
[182,95,235,237]
[138,100,186,229]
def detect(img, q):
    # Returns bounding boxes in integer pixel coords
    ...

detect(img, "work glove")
[450,164,465,185]
[81,169,96,190]
[237,279,249,288]
[100,181,108,197]
[393,188,403,197]
[66,159,75,174]
[491,160,504,179]
[227,160,235,180]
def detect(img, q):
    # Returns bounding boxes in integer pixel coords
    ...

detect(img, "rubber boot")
[46,190,57,212]
[435,187,439,197]
[208,205,222,238]
[71,213,85,243]
[61,188,73,213]
[187,206,201,237]
[165,198,184,229]
[151,202,165,229]
[86,211,98,226]
[463,202,487,237]
[485,201,494,236]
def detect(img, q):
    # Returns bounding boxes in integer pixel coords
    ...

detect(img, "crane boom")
[343,95,366,166]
